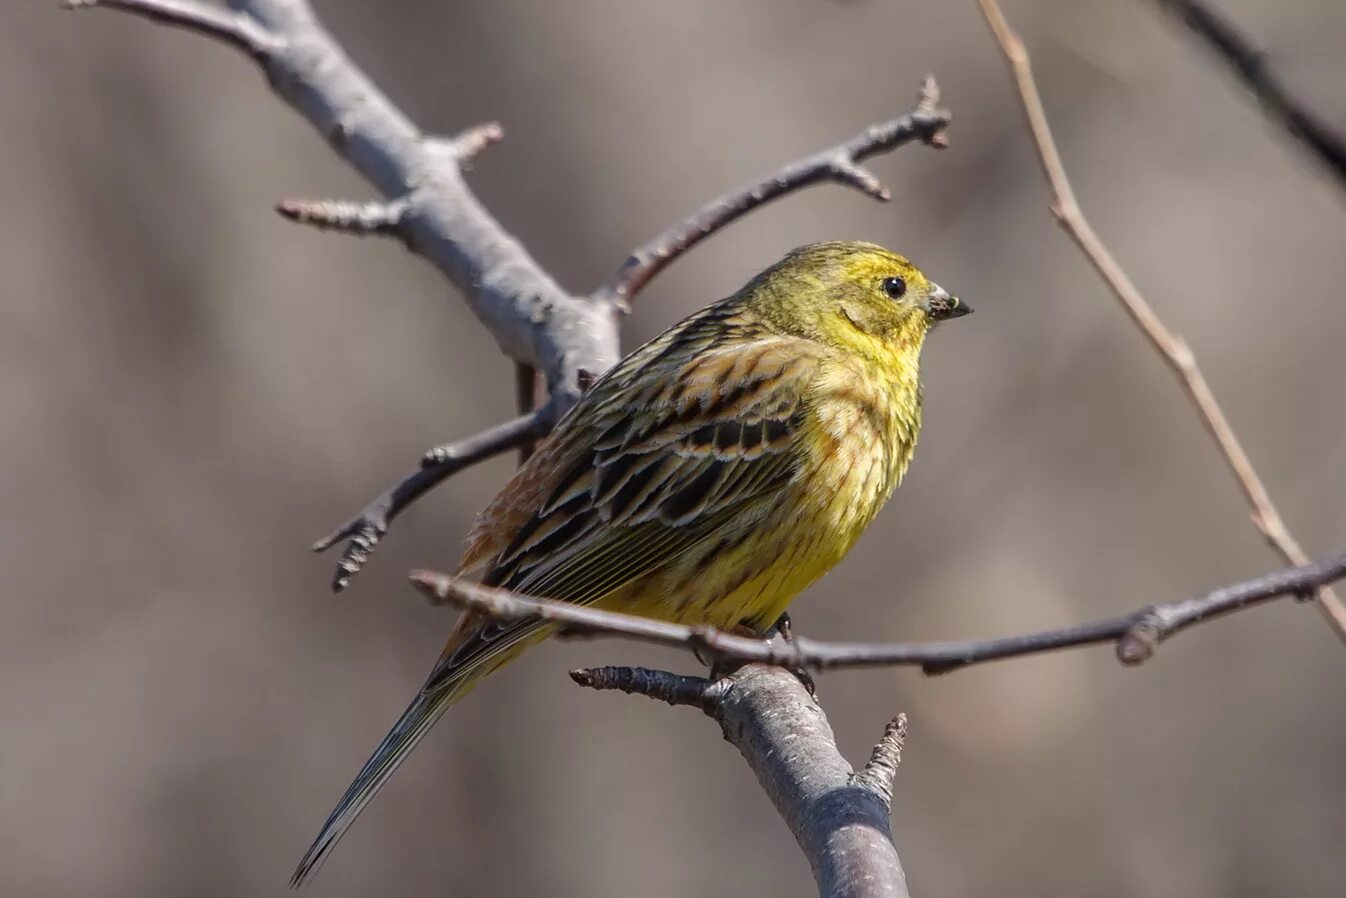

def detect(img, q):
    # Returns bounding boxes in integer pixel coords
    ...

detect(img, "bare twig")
[276,197,408,236]
[431,121,506,166]
[594,77,951,308]
[976,0,1346,644]
[574,663,911,898]
[1147,0,1346,189]
[313,412,547,591]
[410,545,1346,673]
[569,666,723,709]
[850,715,908,812]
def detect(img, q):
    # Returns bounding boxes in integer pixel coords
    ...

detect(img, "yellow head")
[743,241,970,359]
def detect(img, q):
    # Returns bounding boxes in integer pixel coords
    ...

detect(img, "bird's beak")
[927,283,972,322]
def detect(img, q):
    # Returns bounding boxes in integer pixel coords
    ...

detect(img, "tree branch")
[409,545,1346,673]
[68,0,622,405]
[975,0,1346,645]
[313,412,546,592]
[275,197,408,236]
[593,76,951,308]
[573,664,911,898]
[850,714,908,813]
[1147,0,1346,190]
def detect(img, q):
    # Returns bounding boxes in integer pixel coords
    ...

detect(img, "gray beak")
[928,283,971,321]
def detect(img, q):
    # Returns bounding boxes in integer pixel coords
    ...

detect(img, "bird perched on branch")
[292,241,971,884]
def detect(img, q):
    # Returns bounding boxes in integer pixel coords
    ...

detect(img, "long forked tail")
[289,680,460,887]
[292,609,549,886]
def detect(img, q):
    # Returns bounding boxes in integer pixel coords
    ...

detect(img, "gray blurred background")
[4,1,1345,896]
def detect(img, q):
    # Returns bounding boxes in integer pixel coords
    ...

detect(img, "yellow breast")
[639,351,922,632]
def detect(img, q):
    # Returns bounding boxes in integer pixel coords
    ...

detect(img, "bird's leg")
[705,613,817,699]
[765,613,817,698]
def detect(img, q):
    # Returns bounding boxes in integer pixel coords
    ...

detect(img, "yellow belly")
[598,424,906,632]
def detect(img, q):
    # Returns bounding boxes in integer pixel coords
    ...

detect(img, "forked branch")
[572,664,913,898]
[595,77,951,308]
[976,0,1346,644]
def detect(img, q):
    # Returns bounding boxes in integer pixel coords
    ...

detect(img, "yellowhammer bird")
[292,241,970,884]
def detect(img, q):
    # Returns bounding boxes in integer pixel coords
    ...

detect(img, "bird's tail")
[290,622,539,887]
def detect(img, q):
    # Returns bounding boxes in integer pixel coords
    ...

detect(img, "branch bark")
[573,665,912,898]
[975,0,1346,645]
[409,545,1346,673]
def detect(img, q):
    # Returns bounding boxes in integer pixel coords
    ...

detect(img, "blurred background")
[4,1,1345,896]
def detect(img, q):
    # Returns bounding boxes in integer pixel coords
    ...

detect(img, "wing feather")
[440,309,825,692]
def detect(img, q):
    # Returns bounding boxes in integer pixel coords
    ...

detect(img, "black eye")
[882,276,907,299]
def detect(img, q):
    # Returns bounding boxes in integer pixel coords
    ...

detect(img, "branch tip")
[570,666,716,708]
[316,413,547,592]
[449,121,505,163]
[829,160,892,201]
[851,713,908,807]
[275,197,407,237]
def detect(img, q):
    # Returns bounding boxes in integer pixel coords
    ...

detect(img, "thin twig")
[850,715,908,811]
[61,0,281,57]
[409,546,1346,674]
[569,666,723,709]
[594,77,951,308]
[275,197,408,236]
[1148,0,1346,189]
[433,121,506,166]
[313,412,547,591]
[976,0,1346,644]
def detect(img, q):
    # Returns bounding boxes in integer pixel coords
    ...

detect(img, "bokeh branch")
[1147,0,1346,189]
[410,545,1346,674]
[595,77,950,308]
[976,0,1346,644]
[572,665,912,898]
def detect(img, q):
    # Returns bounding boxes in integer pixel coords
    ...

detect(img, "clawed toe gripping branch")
[68,0,1346,895]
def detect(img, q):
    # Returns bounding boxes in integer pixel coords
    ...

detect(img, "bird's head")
[748,241,970,360]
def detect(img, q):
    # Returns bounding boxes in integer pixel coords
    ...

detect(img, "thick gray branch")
[71,0,620,405]
[575,664,910,898]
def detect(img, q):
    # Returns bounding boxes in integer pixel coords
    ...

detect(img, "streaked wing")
[436,306,824,688]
